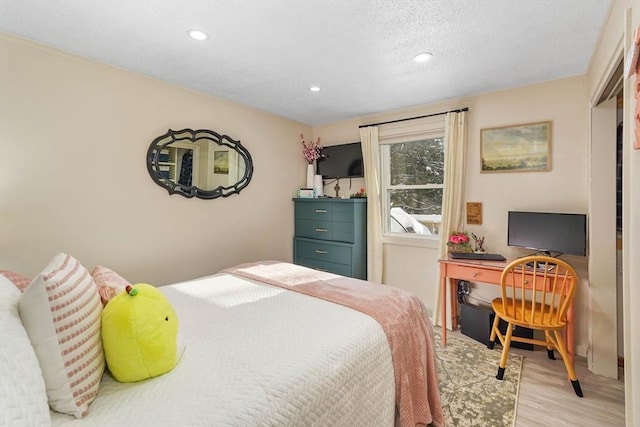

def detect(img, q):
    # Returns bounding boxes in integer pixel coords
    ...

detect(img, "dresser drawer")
[311,220,333,240]
[295,257,353,277]
[332,221,355,243]
[294,219,314,238]
[294,202,314,220]
[295,239,352,265]
[309,201,355,222]
[312,202,333,221]
[310,221,355,242]
[332,202,355,222]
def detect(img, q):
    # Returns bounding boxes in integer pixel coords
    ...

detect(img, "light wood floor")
[448,330,626,426]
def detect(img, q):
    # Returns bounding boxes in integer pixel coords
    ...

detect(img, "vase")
[313,174,324,197]
[306,164,314,189]
[448,244,473,254]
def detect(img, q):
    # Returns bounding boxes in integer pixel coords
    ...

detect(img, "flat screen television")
[316,142,364,179]
[507,211,587,256]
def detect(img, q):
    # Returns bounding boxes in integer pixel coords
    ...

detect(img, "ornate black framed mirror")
[146,128,253,199]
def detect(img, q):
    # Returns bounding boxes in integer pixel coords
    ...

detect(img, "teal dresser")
[293,198,367,279]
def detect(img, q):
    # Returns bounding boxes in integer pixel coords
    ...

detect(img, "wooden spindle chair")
[487,255,583,397]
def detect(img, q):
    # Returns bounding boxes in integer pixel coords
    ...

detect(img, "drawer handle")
[315,209,328,213]
[315,228,328,232]
[315,250,328,254]
[472,272,478,277]
[316,268,328,272]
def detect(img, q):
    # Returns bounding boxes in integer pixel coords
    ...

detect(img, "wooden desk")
[438,257,575,359]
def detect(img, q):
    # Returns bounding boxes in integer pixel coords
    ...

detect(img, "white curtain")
[433,111,468,328]
[359,126,384,283]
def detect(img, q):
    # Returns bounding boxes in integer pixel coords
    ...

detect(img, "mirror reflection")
[147,129,253,199]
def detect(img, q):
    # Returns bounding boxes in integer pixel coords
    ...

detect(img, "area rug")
[434,330,522,427]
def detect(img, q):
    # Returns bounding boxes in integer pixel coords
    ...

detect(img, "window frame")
[378,117,446,243]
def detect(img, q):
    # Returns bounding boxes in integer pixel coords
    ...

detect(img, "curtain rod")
[358,107,469,128]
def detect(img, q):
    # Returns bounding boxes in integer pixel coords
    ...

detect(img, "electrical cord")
[456,280,469,303]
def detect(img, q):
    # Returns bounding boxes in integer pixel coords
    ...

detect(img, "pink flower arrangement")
[300,133,322,164]
[447,231,473,252]
[447,231,470,245]
[447,231,473,253]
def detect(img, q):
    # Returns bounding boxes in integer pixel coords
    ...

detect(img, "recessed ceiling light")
[413,52,433,63]
[187,29,208,41]
[309,86,321,92]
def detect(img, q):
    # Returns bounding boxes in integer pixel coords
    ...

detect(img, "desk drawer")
[506,272,555,291]
[447,264,503,284]
[448,263,554,290]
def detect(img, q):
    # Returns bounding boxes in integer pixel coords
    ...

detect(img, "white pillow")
[0,276,51,426]
[19,253,105,418]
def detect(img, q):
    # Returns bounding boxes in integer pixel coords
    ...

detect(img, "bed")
[1,257,443,427]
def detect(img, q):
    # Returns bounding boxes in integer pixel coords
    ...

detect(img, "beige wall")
[313,76,590,354]
[587,0,639,423]
[3,7,637,419]
[0,33,310,285]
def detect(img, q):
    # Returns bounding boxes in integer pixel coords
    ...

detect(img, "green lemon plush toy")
[101,283,178,382]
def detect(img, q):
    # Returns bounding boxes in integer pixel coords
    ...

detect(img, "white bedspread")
[50,273,395,426]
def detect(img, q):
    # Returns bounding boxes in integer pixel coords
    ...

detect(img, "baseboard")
[576,344,588,358]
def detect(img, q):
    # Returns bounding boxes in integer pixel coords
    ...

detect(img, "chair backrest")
[499,256,578,327]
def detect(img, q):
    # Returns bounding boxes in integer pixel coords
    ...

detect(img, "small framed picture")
[466,202,482,225]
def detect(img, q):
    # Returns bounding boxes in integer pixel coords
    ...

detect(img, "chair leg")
[571,380,584,397]
[496,322,514,380]
[487,313,501,350]
[544,331,556,360]
[553,330,584,398]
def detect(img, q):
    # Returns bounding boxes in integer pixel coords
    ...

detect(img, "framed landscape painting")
[214,151,229,174]
[480,121,551,173]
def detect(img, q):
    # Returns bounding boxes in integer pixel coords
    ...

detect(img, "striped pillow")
[18,253,105,418]
[0,269,32,292]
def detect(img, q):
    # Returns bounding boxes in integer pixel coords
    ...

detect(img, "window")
[380,136,444,238]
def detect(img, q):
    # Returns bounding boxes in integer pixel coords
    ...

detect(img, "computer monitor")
[507,211,587,256]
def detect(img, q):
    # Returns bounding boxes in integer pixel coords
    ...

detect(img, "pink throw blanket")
[223,261,444,427]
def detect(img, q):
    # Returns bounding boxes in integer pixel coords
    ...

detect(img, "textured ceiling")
[0,0,611,126]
